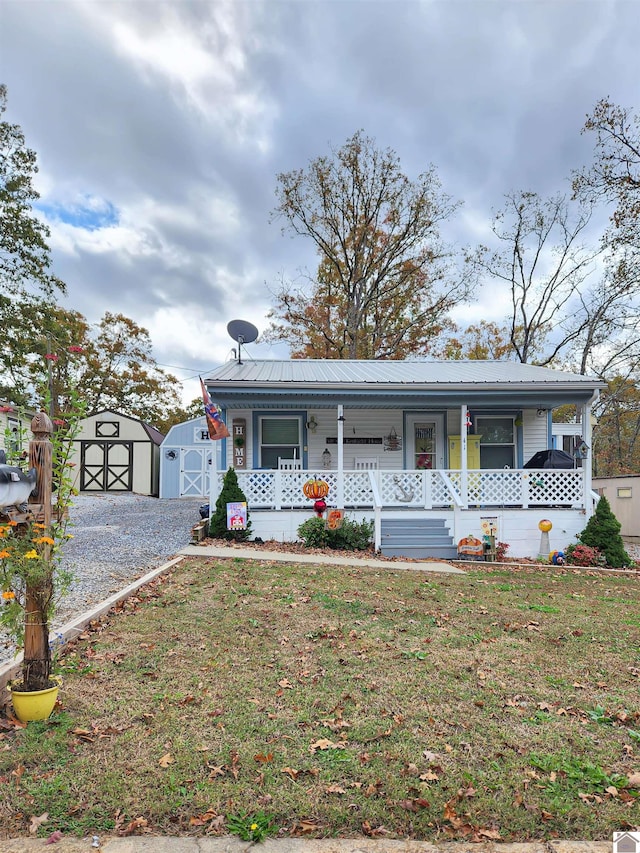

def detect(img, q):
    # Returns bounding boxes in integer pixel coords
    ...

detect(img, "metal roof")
[204,359,604,410]
[206,359,603,388]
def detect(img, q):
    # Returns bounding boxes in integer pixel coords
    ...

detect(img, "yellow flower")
[2,590,15,600]
[35,536,55,545]
[24,550,39,559]
[250,824,258,831]
[33,523,46,530]
[0,549,10,559]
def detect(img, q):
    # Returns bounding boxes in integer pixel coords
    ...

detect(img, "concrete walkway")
[0,835,613,851]
[179,544,465,574]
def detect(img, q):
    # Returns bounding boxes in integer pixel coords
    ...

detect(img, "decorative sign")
[232,418,246,469]
[226,501,247,530]
[384,427,401,452]
[326,437,382,445]
[325,508,344,530]
[480,517,498,537]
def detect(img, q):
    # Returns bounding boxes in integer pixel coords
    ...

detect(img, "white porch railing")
[211,468,587,511]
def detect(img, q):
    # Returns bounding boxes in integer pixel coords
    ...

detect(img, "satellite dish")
[227,319,259,364]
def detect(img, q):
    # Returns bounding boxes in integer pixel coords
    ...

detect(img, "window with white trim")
[475,416,515,468]
[259,417,301,469]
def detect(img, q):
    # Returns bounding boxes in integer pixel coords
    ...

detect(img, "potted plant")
[1,400,83,721]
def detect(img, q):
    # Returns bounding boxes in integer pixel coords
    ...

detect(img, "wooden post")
[23,411,54,690]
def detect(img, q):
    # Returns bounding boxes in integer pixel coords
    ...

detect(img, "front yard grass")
[1,556,638,842]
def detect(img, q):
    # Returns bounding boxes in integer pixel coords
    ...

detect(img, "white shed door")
[180,447,213,497]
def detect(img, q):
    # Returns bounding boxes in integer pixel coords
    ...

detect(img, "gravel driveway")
[1,493,203,662]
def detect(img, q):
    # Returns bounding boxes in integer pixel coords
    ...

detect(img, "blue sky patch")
[37,196,119,232]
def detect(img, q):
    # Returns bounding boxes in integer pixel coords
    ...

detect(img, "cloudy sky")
[1,0,638,404]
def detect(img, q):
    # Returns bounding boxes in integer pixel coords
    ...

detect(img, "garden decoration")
[549,549,565,565]
[1,402,83,721]
[0,461,37,512]
[538,518,552,560]
[302,477,329,517]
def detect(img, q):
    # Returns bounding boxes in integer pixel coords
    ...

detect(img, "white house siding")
[222,407,553,472]
[309,409,400,470]
[522,409,549,465]
[245,505,586,558]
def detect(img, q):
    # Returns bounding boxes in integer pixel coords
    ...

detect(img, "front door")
[405,414,445,469]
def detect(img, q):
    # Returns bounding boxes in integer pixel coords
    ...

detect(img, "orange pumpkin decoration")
[326,509,343,530]
[302,478,329,500]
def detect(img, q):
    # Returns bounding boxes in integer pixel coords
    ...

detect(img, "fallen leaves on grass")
[29,813,48,835]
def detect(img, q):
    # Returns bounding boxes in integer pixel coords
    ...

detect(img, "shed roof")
[83,409,165,445]
[205,359,604,409]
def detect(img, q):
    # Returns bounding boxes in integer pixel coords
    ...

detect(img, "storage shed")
[159,416,220,499]
[70,409,164,496]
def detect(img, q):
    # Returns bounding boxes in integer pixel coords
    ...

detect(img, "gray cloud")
[1,0,638,400]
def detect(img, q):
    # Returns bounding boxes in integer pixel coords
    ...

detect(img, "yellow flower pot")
[10,679,61,722]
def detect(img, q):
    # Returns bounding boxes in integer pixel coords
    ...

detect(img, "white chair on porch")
[278,457,301,470]
[354,457,378,470]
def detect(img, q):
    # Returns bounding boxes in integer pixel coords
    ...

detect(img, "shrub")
[209,467,252,542]
[565,543,602,567]
[496,541,510,561]
[297,516,374,551]
[578,496,631,568]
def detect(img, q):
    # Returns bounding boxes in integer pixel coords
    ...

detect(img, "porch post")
[581,392,596,516]
[209,439,221,516]
[460,404,468,509]
[337,404,345,507]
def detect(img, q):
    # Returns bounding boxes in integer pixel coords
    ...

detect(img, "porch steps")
[380,518,458,560]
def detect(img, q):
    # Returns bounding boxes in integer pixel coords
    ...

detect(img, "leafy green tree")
[0,84,64,299]
[268,130,469,359]
[209,467,252,542]
[592,376,640,476]
[432,320,517,361]
[155,398,207,436]
[1,84,66,405]
[578,495,630,567]
[1,304,181,426]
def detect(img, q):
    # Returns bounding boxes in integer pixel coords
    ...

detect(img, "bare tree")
[268,130,470,359]
[467,191,602,365]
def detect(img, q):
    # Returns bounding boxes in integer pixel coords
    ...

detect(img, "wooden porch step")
[382,534,454,546]
[380,516,456,560]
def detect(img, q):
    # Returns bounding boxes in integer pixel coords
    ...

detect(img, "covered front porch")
[205,359,605,558]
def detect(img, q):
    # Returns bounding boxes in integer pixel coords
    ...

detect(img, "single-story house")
[69,409,164,496]
[592,475,639,540]
[159,416,222,498]
[204,360,605,559]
